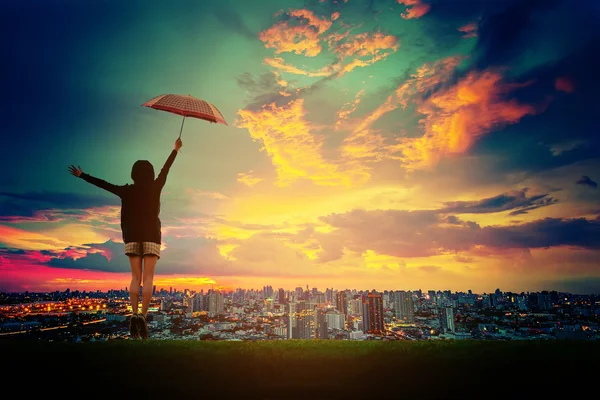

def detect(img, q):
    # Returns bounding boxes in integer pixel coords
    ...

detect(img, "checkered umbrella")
[142,94,227,138]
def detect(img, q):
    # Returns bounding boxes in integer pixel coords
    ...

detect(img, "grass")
[4,339,598,398]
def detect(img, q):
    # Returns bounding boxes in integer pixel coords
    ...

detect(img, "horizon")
[2,0,600,295]
[1,281,596,297]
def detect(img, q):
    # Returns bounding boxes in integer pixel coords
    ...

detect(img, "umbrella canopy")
[142,94,227,137]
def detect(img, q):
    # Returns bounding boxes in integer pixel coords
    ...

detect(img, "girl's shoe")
[138,313,149,339]
[129,314,140,339]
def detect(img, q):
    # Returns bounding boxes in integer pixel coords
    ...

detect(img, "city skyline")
[2,0,600,295]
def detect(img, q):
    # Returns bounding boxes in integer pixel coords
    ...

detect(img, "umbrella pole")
[179,116,186,138]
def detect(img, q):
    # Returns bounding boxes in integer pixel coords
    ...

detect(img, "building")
[348,298,362,316]
[362,292,384,335]
[440,307,455,333]
[336,291,348,315]
[293,308,316,339]
[315,308,328,339]
[326,310,345,330]
[394,290,415,323]
[208,291,224,317]
[278,288,286,304]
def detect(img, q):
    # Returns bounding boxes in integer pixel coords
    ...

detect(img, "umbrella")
[142,94,227,138]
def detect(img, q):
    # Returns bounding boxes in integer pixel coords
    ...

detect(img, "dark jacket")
[80,150,178,244]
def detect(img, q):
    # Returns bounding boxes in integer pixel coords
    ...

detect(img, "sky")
[1,0,600,294]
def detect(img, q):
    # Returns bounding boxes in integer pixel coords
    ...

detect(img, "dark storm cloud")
[440,189,558,216]
[576,176,598,189]
[547,277,600,295]
[474,0,561,68]
[470,35,600,178]
[0,191,119,218]
[318,209,600,259]
[45,237,231,275]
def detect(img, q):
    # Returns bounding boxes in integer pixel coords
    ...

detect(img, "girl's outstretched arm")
[69,164,125,197]
[156,138,182,189]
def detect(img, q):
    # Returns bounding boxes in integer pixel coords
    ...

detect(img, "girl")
[69,138,182,339]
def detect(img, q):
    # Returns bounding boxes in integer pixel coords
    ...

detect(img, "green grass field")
[4,340,598,398]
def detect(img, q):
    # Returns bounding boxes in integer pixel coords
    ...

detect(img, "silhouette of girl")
[69,138,182,339]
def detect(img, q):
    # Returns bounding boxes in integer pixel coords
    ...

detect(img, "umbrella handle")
[179,115,186,138]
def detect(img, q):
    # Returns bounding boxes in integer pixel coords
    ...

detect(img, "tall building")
[287,302,295,339]
[208,291,224,317]
[336,291,348,315]
[325,310,345,330]
[394,291,414,323]
[362,292,384,335]
[440,307,455,333]
[192,293,204,312]
[315,308,328,339]
[152,285,156,296]
[293,308,316,339]
[278,288,286,304]
[348,298,362,316]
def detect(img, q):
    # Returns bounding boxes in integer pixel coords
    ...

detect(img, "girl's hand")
[174,138,183,152]
[69,165,83,178]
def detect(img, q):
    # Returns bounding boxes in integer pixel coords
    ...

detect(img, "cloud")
[336,89,364,130]
[258,9,334,56]
[398,69,542,170]
[554,76,575,93]
[186,188,229,200]
[576,175,598,189]
[340,56,462,163]
[474,0,561,68]
[235,99,369,187]
[317,208,600,260]
[0,190,118,218]
[263,31,399,79]
[397,0,431,20]
[458,22,478,38]
[440,188,558,215]
[237,171,263,187]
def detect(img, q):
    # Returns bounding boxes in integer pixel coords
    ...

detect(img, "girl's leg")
[128,255,143,314]
[141,255,158,317]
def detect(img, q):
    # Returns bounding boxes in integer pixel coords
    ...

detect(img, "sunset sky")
[2,0,600,294]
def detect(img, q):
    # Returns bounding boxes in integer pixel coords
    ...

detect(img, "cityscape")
[2,285,598,342]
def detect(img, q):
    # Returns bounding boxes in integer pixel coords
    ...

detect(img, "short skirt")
[124,242,161,259]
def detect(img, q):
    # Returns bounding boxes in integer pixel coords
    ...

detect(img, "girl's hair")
[131,160,155,185]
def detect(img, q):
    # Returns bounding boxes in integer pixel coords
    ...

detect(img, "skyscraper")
[336,291,348,315]
[208,291,224,317]
[362,292,384,335]
[394,291,414,323]
[315,308,328,339]
[278,288,286,304]
[440,307,455,333]
[293,308,316,339]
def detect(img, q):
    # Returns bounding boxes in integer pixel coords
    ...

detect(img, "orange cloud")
[458,22,478,38]
[400,70,540,170]
[237,171,263,187]
[259,9,334,56]
[235,99,369,187]
[398,0,431,19]
[341,57,461,162]
[555,76,575,93]
[336,89,364,130]
[264,31,398,79]
[0,224,71,250]
[264,57,331,77]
